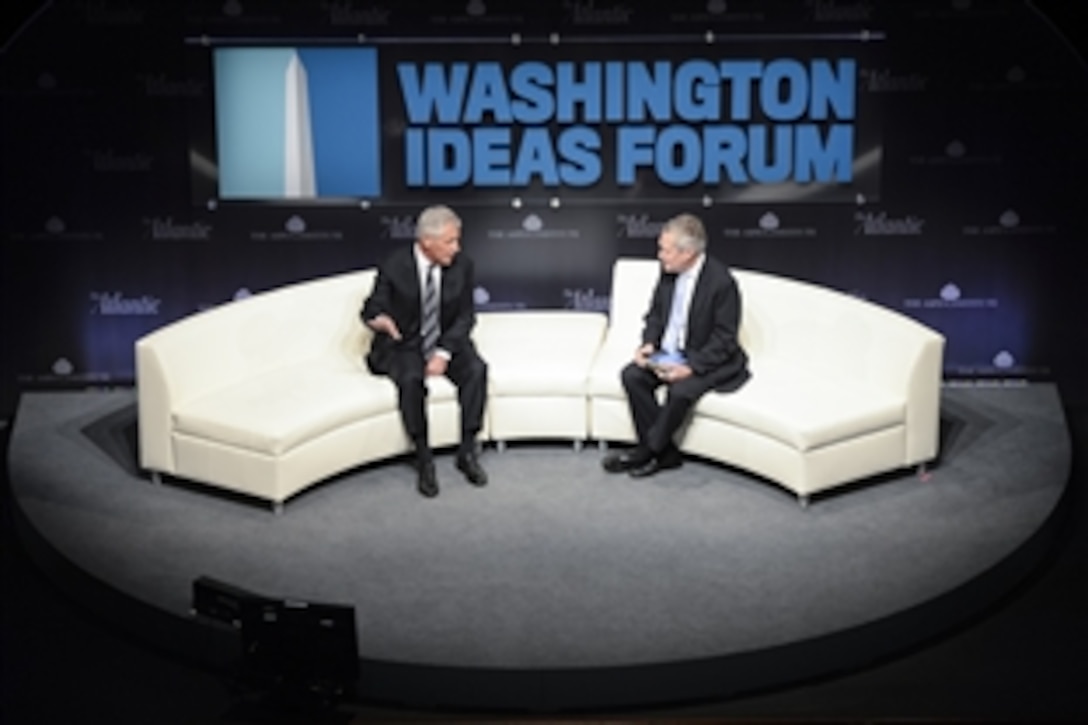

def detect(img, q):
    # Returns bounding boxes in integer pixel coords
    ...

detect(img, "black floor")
[2,399,1086,724]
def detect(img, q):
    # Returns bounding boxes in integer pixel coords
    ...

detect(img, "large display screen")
[191,38,884,206]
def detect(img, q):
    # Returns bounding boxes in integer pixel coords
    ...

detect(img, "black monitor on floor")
[238,596,360,705]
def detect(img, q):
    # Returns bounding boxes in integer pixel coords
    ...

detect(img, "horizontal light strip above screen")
[184,32,887,47]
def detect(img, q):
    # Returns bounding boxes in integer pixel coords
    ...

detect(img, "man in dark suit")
[361,205,488,498]
[602,213,750,478]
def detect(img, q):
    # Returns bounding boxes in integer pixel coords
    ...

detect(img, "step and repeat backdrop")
[2,0,1085,408]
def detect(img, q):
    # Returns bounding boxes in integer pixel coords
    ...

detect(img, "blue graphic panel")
[298,48,381,197]
[214,47,292,199]
[214,47,381,199]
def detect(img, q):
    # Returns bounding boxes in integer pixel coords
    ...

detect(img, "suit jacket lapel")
[688,266,710,337]
[400,246,423,315]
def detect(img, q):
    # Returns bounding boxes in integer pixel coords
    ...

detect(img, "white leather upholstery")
[137,270,463,504]
[475,311,606,443]
[588,259,945,498]
[136,260,944,506]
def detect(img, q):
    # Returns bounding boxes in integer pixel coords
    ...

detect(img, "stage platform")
[6,383,1073,711]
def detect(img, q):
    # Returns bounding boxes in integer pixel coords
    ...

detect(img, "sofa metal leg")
[150,471,162,486]
[496,440,506,453]
[573,439,583,452]
[598,440,608,452]
[272,501,284,516]
[798,494,810,509]
[917,462,932,482]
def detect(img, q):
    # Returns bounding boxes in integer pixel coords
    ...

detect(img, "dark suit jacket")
[360,245,478,374]
[642,255,750,392]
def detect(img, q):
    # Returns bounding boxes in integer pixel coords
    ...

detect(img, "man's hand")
[366,313,402,341]
[425,354,448,377]
[655,363,693,383]
[634,343,655,368]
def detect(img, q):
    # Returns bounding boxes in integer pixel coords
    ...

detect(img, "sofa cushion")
[488,363,595,397]
[587,339,637,398]
[476,311,606,397]
[695,360,906,452]
[173,362,456,455]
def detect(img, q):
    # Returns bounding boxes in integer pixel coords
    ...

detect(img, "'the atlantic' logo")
[380,215,416,239]
[853,211,925,236]
[215,47,381,199]
[565,0,633,25]
[89,291,162,316]
[143,216,213,240]
[616,214,664,238]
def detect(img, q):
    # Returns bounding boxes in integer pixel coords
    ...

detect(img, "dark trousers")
[621,362,716,455]
[384,346,487,458]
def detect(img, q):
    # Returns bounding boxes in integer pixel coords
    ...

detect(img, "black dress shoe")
[601,448,651,473]
[456,452,488,486]
[417,459,439,498]
[628,451,684,478]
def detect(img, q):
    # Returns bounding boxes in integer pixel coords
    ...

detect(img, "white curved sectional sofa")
[136,259,944,511]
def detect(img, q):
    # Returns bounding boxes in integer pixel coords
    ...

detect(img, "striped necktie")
[421,264,439,358]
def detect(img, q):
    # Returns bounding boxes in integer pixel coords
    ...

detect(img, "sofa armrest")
[136,337,177,472]
[135,269,377,473]
[900,333,945,464]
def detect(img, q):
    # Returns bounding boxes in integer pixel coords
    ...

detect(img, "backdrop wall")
[2,0,1086,417]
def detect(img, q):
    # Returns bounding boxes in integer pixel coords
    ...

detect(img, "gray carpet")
[7,383,1071,670]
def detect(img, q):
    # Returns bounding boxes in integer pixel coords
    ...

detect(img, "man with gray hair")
[602,212,750,477]
[362,205,488,498]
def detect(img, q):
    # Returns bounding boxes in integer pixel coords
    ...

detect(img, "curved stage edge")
[6,384,1075,713]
